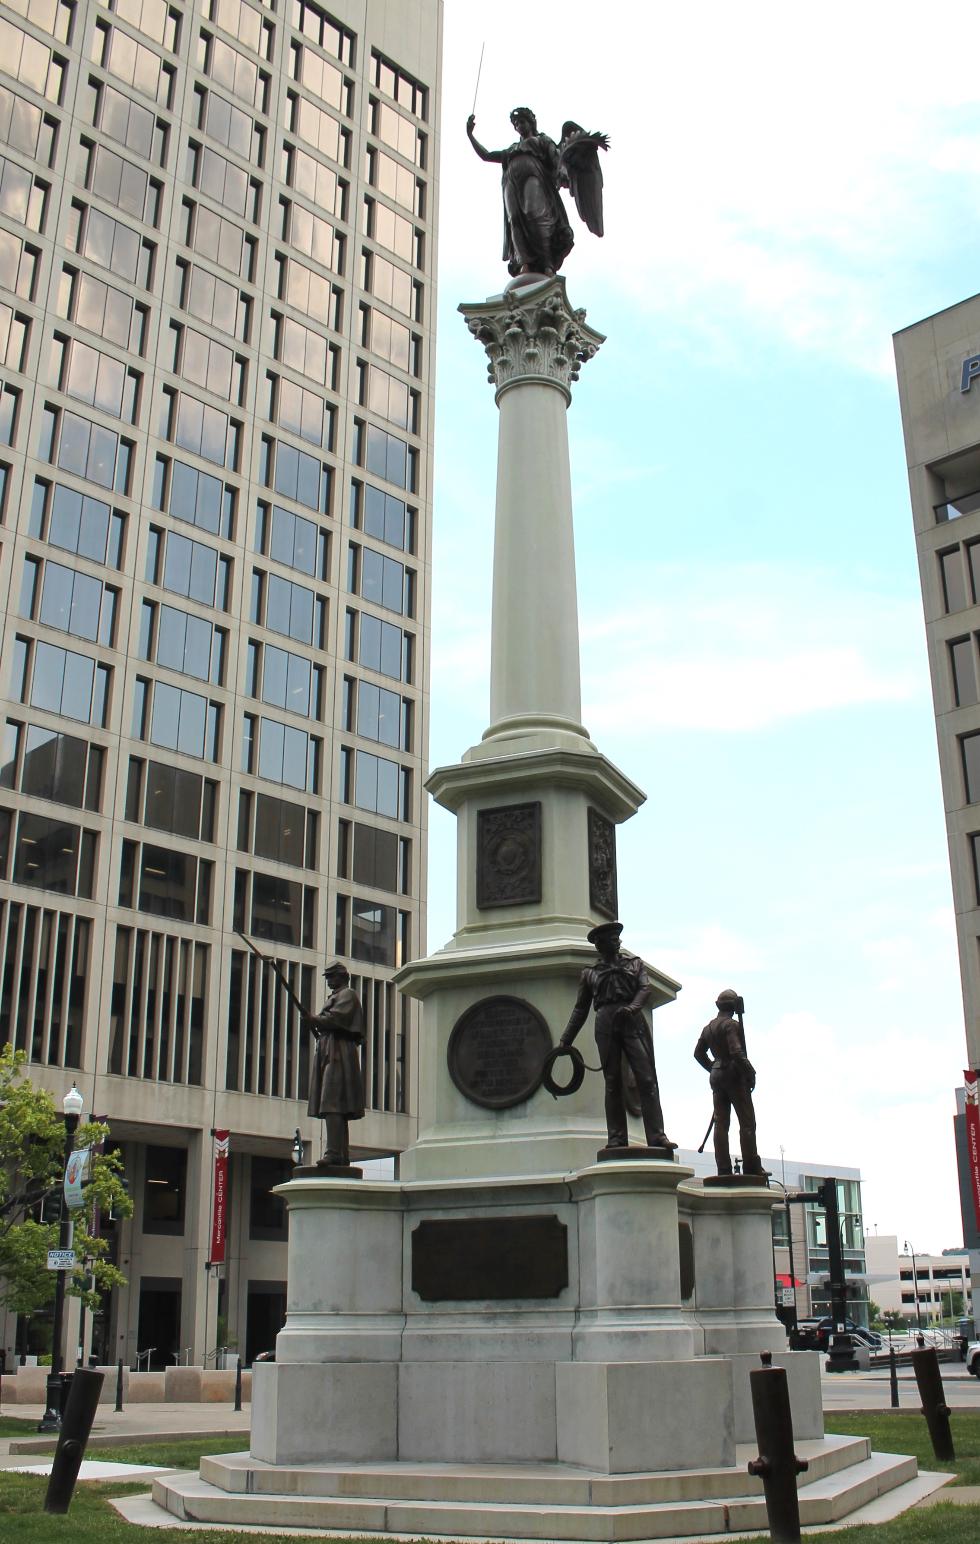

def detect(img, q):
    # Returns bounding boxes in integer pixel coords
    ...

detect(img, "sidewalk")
[0,1400,251,1460]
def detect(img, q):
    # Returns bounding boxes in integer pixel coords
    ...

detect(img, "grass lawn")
[0,1418,36,1436]
[825,1409,980,1486]
[84,1434,247,1468]
[0,1471,311,1542]
[0,1415,978,1543]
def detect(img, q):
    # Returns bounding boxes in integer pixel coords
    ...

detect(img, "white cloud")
[579,565,922,732]
[440,0,980,377]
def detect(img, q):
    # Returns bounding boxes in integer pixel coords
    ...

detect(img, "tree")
[882,1309,906,1330]
[942,1289,965,1323]
[0,1046,132,1318]
[867,1299,885,1329]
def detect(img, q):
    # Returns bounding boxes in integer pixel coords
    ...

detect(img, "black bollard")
[114,1358,124,1413]
[234,1356,242,1412]
[747,1360,809,1543]
[43,1367,105,1514]
[889,1345,899,1409]
[911,1347,955,1462]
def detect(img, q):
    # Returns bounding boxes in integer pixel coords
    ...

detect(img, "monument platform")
[153,1437,928,1538]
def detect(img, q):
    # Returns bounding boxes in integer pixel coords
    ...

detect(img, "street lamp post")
[904,1240,923,1332]
[38,1084,84,1432]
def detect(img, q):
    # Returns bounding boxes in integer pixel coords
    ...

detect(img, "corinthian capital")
[459,276,604,402]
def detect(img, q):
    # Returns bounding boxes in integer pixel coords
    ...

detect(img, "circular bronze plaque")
[447,996,553,1110]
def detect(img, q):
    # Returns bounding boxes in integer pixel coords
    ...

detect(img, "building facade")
[0,0,441,1370]
[895,297,980,1330]
[865,1234,973,1326]
[681,1149,869,1326]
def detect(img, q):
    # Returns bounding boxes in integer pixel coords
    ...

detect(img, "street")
[822,1361,980,1410]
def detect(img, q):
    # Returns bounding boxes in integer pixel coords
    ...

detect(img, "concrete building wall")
[865,1233,973,1324]
[0,0,442,1369]
[894,296,980,1327]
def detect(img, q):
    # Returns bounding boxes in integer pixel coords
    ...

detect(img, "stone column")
[460,277,603,753]
[395,278,678,1182]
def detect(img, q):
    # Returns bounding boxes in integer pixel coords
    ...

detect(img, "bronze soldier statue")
[694,989,767,1179]
[306,963,365,1166]
[560,922,675,1152]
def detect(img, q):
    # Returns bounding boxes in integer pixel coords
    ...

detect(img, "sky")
[422,0,980,1255]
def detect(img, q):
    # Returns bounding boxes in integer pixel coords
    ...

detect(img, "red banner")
[966,1072,980,1234]
[210,1131,230,1265]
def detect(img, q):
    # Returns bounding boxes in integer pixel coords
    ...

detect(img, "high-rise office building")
[0,0,441,1369]
[895,296,980,1324]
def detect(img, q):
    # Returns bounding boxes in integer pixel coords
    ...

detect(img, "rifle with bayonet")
[236,931,319,1035]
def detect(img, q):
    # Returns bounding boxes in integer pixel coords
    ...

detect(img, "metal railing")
[133,1347,155,1372]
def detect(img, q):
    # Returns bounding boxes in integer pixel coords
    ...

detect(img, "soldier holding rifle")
[238,936,365,1168]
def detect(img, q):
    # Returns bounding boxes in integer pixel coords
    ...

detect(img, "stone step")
[153,1449,920,1541]
[199,1435,867,1505]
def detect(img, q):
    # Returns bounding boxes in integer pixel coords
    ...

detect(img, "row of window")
[9,219,424,429]
[0,805,410,919]
[0,806,96,898]
[11,585,413,725]
[0,719,413,897]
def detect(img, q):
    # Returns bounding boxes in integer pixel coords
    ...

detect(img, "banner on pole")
[966,1070,980,1234]
[210,1130,230,1265]
[64,1147,90,1210]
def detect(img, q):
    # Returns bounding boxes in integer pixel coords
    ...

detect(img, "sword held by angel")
[465,106,609,278]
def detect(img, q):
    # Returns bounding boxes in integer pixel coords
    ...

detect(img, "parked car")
[791,1317,882,1351]
[967,1340,980,1378]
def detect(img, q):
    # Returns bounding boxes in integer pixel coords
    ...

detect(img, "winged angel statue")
[466,108,608,278]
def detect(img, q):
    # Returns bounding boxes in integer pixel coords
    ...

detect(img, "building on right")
[864,1233,973,1327]
[894,300,980,1327]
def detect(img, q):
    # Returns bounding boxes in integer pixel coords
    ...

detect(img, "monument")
[154,110,930,1539]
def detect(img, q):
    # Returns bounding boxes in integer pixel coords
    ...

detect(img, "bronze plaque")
[411,1215,569,1301]
[588,807,618,920]
[447,996,552,1110]
[476,802,541,908]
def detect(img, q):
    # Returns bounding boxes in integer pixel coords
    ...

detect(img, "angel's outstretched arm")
[466,115,505,163]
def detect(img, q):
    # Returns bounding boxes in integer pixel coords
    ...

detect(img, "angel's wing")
[558,121,609,238]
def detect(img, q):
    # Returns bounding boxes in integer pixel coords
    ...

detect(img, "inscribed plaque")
[411,1215,569,1300]
[447,995,552,1109]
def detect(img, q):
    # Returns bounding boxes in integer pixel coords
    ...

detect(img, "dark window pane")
[941,550,968,613]
[963,732,980,804]
[143,1144,186,1234]
[351,898,395,965]
[251,870,301,944]
[13,812,79,893]
[139,844,195,920]
[950,639,977,707]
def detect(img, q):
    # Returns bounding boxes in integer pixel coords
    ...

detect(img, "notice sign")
[209,1130,230,1265]
[966,1070,980,1232]
[47,1249,76,1271]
